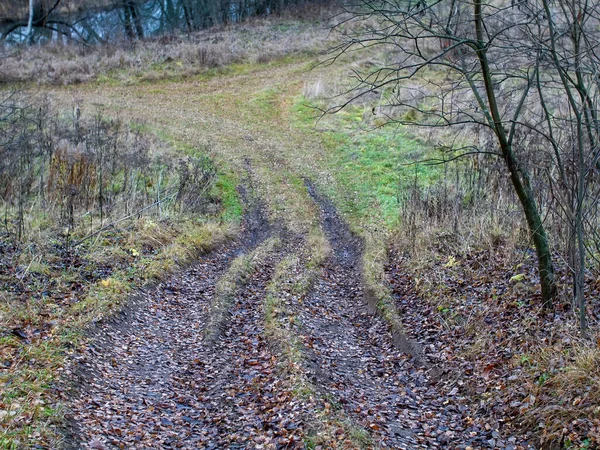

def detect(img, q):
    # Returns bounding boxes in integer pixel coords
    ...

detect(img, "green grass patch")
[214,172,244,223]
[292,99,442,230]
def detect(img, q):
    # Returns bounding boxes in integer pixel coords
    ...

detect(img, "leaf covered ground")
[387,243,600,449]
[2,13,598,449]
[62,175,536,449]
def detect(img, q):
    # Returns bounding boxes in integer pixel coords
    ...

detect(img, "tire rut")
[66,248,236,449]
[301,181,470,449]
[64,187,307,449]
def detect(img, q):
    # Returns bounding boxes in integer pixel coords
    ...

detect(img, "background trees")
[0,0,328,44]
[330,0,600,327]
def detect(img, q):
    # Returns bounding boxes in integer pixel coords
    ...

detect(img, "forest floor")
[44,54,543,450]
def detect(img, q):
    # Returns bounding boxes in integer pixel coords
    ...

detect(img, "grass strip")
[263,228,373,449]
[205,237,280,343]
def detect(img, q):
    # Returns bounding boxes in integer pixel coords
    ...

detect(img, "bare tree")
[121,0,144,40]
[328,0,600,322]
[526,0,600,332]
[325,0,560,307]
[0,0,67,43]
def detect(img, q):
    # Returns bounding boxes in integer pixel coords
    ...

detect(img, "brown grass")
[1,16,335,86]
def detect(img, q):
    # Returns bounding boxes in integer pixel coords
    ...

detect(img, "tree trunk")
[516,179,556,308]
[181,0,193,32]
[474,0,556,307]
[576,208,587,332]
[26,0,35,44]
[123,2,135,40]
[164,0,176,30]
[129,1,144,39]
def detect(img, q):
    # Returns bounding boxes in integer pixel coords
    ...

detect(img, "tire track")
[299,181,471,449]
[64,186,309,449]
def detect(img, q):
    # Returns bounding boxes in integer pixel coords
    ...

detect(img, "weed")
[0,96,239,447]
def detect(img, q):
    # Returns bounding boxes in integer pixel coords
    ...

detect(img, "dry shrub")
[181,45,223,67]
[397,161,528,259]
[48,141,98,208]
[528,343,600,448]
[175,156,217,213]
[0,91,219,247]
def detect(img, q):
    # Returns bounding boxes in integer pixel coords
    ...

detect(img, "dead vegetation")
[0,89,236,447]
[385,169,600,448]
[0,14,334,86]
[3,4,599,446]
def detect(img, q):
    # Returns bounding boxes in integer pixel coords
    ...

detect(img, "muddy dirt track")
[64,177,531,449]
[55,60,533,449]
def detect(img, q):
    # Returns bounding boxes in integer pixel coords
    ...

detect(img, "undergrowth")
[391,240,600,448]
[0,92,240,447]
[298,63,600,448]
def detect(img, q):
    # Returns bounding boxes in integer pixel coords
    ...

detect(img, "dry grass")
[395,220,600,448]
[527,339,600,447]
[1,16,335,86]
[0,91,240,447]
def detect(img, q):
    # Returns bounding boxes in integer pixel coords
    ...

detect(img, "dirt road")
[60,61,530,449]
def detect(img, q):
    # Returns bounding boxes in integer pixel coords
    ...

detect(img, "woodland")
[1,0,599,449]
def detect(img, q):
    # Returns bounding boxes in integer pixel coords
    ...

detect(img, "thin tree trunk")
[181,0,193,32]
[123,2,135,40]
[129,1,144,39]
[542,0,591,324]
[576,202,587,332]
[26,0,35,44]
[474,0,556,307]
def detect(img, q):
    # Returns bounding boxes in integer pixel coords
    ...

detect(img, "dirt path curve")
[66,197,313,449]
[66,178,518,448]
[58,60,530,449]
